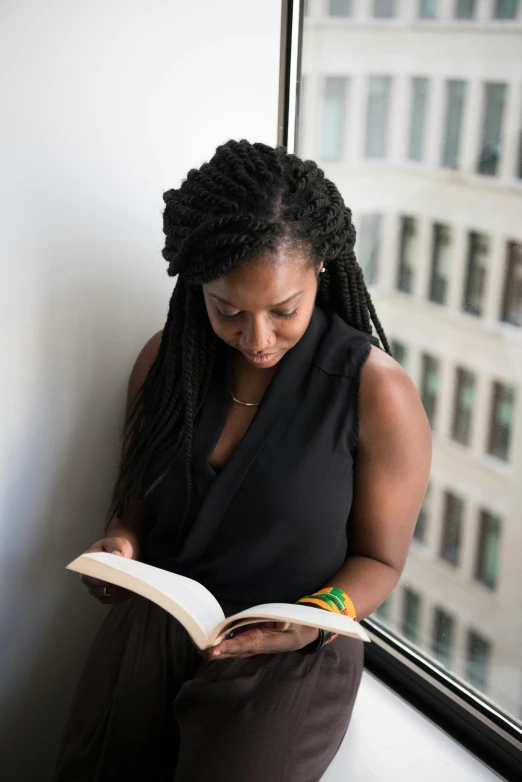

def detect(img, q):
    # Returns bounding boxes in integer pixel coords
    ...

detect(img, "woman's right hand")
[80,535,136,604]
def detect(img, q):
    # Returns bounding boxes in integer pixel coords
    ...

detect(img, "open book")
[67,552,371,649]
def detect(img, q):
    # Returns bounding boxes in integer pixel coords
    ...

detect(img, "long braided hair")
[110,139,390,531]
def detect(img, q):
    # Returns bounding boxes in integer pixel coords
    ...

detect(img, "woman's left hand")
[201,621,320,660]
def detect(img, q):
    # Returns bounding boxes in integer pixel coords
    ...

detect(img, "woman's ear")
[317,261,325,276]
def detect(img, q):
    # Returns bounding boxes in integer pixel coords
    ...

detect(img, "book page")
[211,603,371,645]
[67,552,225,649]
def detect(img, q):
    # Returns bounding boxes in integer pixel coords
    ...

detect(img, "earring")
[320,266,326,273]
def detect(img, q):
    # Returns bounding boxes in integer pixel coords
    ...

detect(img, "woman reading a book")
[55,140,431,781]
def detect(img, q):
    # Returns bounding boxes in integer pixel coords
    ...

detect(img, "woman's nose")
[240,316,275,352]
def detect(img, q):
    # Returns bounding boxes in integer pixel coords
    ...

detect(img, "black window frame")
[279,3,522,777]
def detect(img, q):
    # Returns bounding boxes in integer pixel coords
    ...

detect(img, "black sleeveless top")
[142,306,372,608]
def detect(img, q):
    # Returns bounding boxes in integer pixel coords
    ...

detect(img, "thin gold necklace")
[230,390,260,407]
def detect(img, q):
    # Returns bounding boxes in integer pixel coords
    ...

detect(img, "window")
[409,77,429,161]
[321,77,347,161]
[440,491,463,566]
[414,483,431,542]
[432,608,455,667]
[397,216,417,293]
[375,595,391,621]
[462,232,489,317]
[373,0,396,17]
[357,213,382,284]
[419,0,437,18]
[493,0,519,19]
[477,84,507,176]
[452,367,476,446]
[429,223,451,304]
[475,510,502,589]
[487,381,516,461]
[501,242,522,327]
[455,0,476,17]
[365,76,392,158]
[328,0,352,16]
[441,80,466,169]
[420,353,439,428]
[402,587,421,643]
[467,631,491,692]
[391,339,408,368]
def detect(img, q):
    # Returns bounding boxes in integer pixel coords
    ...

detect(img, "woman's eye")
[273,309,298,320]
[217,310,242,320]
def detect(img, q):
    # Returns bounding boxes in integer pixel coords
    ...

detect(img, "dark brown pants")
[54,596,363,782]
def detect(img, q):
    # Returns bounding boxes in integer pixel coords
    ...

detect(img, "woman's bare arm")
[103,330,163,558]
[324,345,433,621]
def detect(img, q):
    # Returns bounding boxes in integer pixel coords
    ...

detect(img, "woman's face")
[202,252,322,369]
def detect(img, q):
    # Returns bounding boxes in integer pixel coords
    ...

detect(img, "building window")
[419,0,438,18]
[477,84,507,176]
[328,0,352,16]
[432,608,455,667]
[475,511,502,590]
[455,0,476,17]
[414,483,431,542]
[420,353,439,429]
[441,80,466,169]
[321,77,347,162]
[452,367,476,446]
[467,631,491,692]
[493,0,519,19]
[402,587,421,644]
[501,242,522,327]
[391,340,408,369]
[365,76,392,158]
[487,381,516,461]
[397,216,417,293]
[462,232,489,317]
[375,595,391,621]
[409,77,429,162]
[373,0,396,17]
[357,213,382,284]
[429,223,451,304]
[440,491,463,566]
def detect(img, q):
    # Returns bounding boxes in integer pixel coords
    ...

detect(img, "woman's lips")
[240,349,278,365]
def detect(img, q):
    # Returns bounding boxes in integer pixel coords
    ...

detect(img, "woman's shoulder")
[127,330,163,398]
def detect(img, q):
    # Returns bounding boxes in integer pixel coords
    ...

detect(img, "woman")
[55,140,431,781]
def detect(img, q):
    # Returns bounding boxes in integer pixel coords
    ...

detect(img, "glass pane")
[328,0,352,17]
[409,77,429,161]
[455,0,476,18]
[365,76,391,158]
[297,1,522,726]
[419,0,438,18]
[321,77,347,161]
[493,0,519,19]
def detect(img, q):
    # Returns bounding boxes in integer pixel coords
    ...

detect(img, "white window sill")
[322,671,503,781]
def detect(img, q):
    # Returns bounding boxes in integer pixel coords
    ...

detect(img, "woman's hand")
[80,535,135,605]
[200,621,320,660]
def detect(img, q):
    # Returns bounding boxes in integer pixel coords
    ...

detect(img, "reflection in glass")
[477,83,507,176]
[467,630,491,692]
[420,353,439,429]
[429,223,451,304]
[487,381,515,461]
[463,232,488,316]
[432,608,455,667]
[501,242,522,327]
[409,77,429,162]
[321,77,348,162]
[455,0,476,18]
[402,587,421,643]
[452,367,476,446]
[440,492,463,566]
[493,0,520,19]
[475,511,502,590]
[397,216,416,293]
[365,76,392,158]
[357,213,381,285]
[441,80,466,169]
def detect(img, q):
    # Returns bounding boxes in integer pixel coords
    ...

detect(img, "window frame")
[279,3,522,777]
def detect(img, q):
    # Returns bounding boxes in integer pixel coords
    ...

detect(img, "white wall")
[0,1,281,777]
